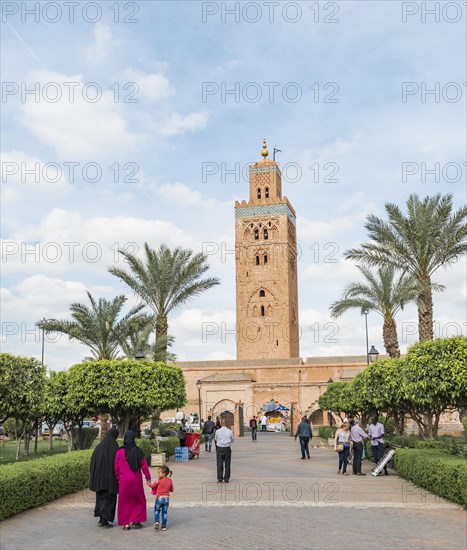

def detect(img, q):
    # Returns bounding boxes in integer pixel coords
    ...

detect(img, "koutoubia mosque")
[168,139,369,430]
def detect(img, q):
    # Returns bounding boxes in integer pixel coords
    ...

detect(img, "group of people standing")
[90,429,174,532]
[333,416,388,476]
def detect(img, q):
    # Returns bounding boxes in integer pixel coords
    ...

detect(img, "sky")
[1,0,466,371]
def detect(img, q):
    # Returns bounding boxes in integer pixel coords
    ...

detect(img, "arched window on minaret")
[260,305,265,317]
[255,255,260,266]
[265,187,269,198]
[263,228,268,240]
[264,254,268,264]
[259,290,265,297]
[257,188,261,199]
[254,228,259,240]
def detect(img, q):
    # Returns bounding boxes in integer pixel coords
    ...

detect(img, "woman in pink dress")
[114,430,151,530]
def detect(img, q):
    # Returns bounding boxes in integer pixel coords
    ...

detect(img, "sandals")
[123,525,131,531]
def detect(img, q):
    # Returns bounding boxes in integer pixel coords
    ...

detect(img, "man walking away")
[249,416,258,441]
[294,416,312,459]
[202,416,215,452]
[214,420,234,483]
[368,416,388,475]
[350,418,369,475]
[260,414,268,432]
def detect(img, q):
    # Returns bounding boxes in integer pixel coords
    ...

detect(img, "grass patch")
[0,438,69,465]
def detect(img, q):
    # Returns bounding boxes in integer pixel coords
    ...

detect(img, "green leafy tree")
[108,243,220,356]
[352,358,409,434]
[330,265,418,357]
[318,382,355,423]
[42,371,66,450]
[345,194,467,341]
[66,359,186,435]
[401,336,467,439]
[37,291,150,360]
[0,354,46,460]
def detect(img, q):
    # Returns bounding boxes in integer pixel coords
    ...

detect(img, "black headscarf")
[89,428,120,494]
[123,430,145,473]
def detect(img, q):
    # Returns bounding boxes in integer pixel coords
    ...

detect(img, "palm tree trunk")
[418,285,434,341]
[382,316,400,358]
[155,314,168,356]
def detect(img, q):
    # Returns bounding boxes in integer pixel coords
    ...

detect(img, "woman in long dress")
[89,427,120,527]
[114,430,151,530]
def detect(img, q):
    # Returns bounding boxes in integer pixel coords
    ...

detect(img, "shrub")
[462,416,467,434]
[415,440,446,450]
[390,435,422,448]
[394,449,467,507]
[136,438,155,461]
[159,423,178,437]
[71,427,98,450]
[0,450,92,520]
[159,436,181,457]
[318,426,338,439]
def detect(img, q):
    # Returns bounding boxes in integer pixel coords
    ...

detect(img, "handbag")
[336,444,344,452]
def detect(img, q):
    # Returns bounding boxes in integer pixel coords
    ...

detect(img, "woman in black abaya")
[89,427,120,527]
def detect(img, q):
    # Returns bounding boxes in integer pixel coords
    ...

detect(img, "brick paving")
[1,433,466,550]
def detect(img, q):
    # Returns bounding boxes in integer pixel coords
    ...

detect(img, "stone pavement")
[1,433,466,550]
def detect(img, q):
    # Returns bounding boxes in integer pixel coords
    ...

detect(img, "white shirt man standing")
[214,420,234,483]
[260,415,268,432]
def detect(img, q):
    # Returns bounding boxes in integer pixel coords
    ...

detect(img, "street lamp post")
[196,379,202,431]
[362,309,369,365]
[368,346,380,363]
[40,318,57,366]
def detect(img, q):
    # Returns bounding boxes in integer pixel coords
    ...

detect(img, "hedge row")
[0,449,92,521]
[394,449,467,508]
[318,425,338,439]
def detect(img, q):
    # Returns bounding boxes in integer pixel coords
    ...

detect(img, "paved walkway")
[1,434,466,549]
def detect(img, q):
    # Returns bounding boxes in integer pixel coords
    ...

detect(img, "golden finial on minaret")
[261,138,268,158]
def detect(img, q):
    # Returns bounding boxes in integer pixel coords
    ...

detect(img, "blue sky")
[1,1,466,370]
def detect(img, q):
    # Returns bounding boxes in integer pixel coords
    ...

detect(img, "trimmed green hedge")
[394,449,467,507]
[318,425,338,439]
[0,449,92,520]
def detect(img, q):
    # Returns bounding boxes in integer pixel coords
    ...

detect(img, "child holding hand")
[147,466,174,531]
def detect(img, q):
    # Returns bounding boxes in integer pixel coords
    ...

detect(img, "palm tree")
[37,291,149,360]
[330,265,419,357]
[118,320,177,363]
[345,194,467,341]
[108,243,220,355]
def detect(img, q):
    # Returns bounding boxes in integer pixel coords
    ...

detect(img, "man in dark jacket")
[202,415,215,452]
[294,416,312,459]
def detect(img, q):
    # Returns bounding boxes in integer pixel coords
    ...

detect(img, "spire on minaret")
[261,138,268,158]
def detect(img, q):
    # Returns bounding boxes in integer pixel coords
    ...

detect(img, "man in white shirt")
[260,415,268,432]
[214,420,234,483]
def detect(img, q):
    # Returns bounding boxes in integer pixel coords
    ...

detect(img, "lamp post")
[196,379,202,431]
[368,346,380,363]
[362,308,369,365]
[40,318,57,366]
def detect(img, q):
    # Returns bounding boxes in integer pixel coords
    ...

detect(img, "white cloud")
[158,112,209,136]
[1,150,71,203]
[85,24,119,63]
[20,70,144,159]
[123,68,174,102]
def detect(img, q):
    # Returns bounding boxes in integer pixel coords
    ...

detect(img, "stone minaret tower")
[235,139,299,360]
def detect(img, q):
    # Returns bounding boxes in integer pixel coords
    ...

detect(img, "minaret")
[235,139,299,360]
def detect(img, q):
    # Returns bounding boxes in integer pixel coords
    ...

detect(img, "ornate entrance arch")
[212,399,236,429]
